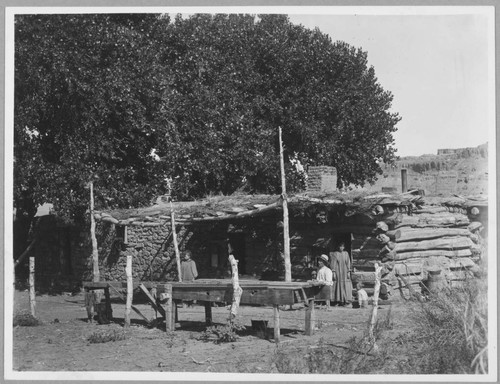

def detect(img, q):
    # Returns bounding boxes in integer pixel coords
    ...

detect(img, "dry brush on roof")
[93,191,487,226]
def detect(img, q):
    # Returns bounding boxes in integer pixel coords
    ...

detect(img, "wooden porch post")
[169,196,182,282]
[90,181,99,282]
[29,257,36,317]
[124,255,133,327]
[279,127,291,282]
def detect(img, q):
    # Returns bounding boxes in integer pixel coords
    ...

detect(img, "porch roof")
[93,190,487,227]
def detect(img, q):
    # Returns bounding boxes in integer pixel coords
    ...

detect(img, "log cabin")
[87,190,487,299]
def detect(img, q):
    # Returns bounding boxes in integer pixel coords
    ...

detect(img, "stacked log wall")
[349,203,485,298]
[384,208,482,292]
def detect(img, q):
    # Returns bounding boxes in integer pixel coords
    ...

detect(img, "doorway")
[330,233,353,263]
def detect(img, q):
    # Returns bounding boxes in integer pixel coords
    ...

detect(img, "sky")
[287,10,494,157]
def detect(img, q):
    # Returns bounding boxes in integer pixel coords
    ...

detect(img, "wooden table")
[83,279,332,342]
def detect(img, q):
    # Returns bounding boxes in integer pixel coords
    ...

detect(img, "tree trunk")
[279,127,291,282]
[90,181,99,282]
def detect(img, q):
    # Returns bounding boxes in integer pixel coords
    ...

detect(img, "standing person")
[181,250,198,282]
[180,250,198,308]
[330,242,353,305]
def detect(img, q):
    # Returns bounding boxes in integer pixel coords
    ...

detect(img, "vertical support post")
[228,253,243,321]
[104,287,112,322]
[204,301,213,325]
[165,284,173,332]
[29,257,36,317]
[125,255,133,327]
[369,263,383,351]
[170,200,182,282]
[279,127,291,282]
[172,300,178,325]
[273,304,280,343]
[305,298,315,336]
[401,169,408,193]
[90,181,100,282]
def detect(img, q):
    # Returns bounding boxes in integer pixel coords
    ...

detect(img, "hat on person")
[319,254,329,263]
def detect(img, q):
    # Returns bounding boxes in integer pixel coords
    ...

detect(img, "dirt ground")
[11,288,416,375]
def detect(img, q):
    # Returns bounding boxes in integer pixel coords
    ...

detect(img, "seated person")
[315,254,333,286]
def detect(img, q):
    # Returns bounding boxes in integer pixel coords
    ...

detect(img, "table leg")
[172,300,179,326]
[165,285,173,332]
[305,298,315,336]
[273,304,280,343]
[204,301,213,325]
[104,287,113,322]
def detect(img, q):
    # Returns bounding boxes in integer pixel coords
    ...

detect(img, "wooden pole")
[279,127,291,282]
[125,255,132,327]
[29,257,36,317]
[228,253,243,322]
[368,263,382,352]
[305,298,315,336]
[170,199,182,282]
[90,181,99,282]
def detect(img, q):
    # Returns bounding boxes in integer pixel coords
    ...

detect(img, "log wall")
[350,205,485,295]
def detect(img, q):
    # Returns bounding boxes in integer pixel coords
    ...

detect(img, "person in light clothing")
[330,242,353,305]
[315,254,333,286]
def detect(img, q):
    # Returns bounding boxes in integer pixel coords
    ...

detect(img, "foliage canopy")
[15,13,400,223]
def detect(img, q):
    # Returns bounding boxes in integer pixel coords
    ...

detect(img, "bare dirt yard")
[10,287,430,377]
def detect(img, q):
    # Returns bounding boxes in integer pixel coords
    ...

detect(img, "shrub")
[408,275,488,374]
[272,310,393,374]
[13,311,41,327]
[87,329,126,344]
[199,322,246,344]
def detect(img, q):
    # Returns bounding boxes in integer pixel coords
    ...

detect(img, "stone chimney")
[306,166,337,193]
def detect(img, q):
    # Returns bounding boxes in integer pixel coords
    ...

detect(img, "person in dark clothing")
[180,250,198,282]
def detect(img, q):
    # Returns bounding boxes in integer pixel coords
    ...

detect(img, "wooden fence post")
[125,255,133,327]
[228,253,242,322]
[368,263,382,351]
[305,299,315,336]
[29,257,36,317]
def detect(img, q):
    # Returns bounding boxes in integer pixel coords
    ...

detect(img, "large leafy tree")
[14,13,400,232]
